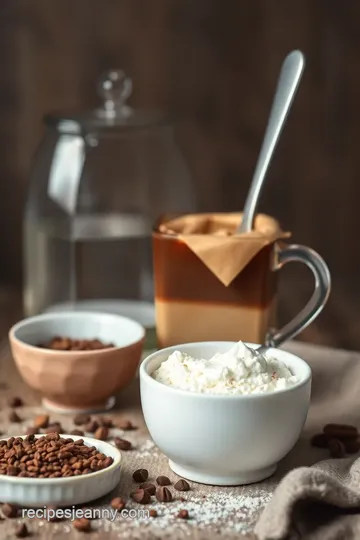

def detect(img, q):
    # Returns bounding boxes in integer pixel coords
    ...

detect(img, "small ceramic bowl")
[0,434,121,507]
[140,342,311,486]
[9,312,145,413]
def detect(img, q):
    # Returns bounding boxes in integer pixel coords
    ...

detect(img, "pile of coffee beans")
[130,467,191,514]
[0,433,113,478]
[37,337,115,351]
[311,423,360,457]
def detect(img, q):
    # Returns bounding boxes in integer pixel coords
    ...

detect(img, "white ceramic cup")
[140,342,311,486]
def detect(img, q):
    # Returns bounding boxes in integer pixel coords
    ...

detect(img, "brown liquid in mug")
[153,215,280,347]
[153,237,276,307]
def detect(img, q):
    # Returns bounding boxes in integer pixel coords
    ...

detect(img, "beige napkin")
[255,456,360,540]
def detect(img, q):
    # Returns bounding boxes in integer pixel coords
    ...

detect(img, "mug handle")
[264,244,331,348]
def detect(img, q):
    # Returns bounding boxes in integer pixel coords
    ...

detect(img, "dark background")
[0,0,358,350]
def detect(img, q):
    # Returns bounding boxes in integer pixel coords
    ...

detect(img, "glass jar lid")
[45,70,170,134]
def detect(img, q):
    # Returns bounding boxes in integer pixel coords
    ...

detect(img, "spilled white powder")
[90,489,271,537]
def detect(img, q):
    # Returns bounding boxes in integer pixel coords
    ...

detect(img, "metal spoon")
[237,50,305,234]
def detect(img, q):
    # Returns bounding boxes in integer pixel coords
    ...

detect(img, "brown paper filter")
[158,213,291,287]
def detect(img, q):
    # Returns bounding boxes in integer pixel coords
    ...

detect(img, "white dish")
[140,341,311,486]
[0,435,121,507]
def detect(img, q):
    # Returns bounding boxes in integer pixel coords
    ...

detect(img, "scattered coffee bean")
[26,426,38,436]
[47,505,63,521]
[9,411,21,423]
[2,503,19,518]
[156,475,171,486]
[73,414,91,426]
[44,423,63,434]
[310,433,328,448]
[110,497,125,511]
[344,438,360,454]
[98,417,113,428]
[179,497,186,502]
[323,424,358,440]
[34,414,49,429]
[70,429,84,437]
[8,397,23,408]
[118,419,137,431]
[174,479,190,491]
[15,523,29,537]
[177,509,189,519]
[114,437,132,451]
[131,489,151,504]
[0,434,113,477]
[39,337,114,351]
[94,426,108,441]
[149,509,158,518]
[328,438,346,458]
[139,482,156,495]
[156,486,172,502]
[85,420,99,433]
[133,468,148,482]
[73,517,91,531]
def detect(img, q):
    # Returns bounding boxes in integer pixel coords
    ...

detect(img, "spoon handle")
[238,50,305,233]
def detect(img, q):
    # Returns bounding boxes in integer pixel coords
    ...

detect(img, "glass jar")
[23,70,196,349]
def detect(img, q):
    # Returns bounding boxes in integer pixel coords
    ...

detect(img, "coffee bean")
[70,429,84,437]
[8,397,23,408]
[2,503,19,518]
[85,420,99,433]
[131,489,151,504]
[310,433,328,448]
[156,486,172,502]
[133,468,148,482]
[114,437,132,451]
[9,411,21,423]
[44,423,62,434]
[94,426,108,441]
[110,497,125,511]
[344,438,360,454]
[73,414,91,426]
[73,517,91,531]
[34,414,49,429]
[177,509,189,519]
[156,475,171,486]
[328,438,346,458]
[323,424,358,440]
[7,465,20,476]
[15,523,29,537]
[98,417,113,428]
[47,505,63,522]
[149,509,158,518]
[174,479,190,491]
[118,419,137,431]
[26,426,38,436]
[139,482,156,495]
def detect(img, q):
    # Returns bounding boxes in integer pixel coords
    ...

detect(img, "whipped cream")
[152,341,298,395]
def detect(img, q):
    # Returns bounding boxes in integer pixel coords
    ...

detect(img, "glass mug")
[152,213,331,349]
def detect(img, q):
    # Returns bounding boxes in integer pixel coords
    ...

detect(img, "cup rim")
[140,341,312,401]
[9,311,145,356]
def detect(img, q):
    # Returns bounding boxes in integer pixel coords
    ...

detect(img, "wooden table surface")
[0,289,359,539]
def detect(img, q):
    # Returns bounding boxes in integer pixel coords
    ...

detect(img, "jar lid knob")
[96,69,132,118]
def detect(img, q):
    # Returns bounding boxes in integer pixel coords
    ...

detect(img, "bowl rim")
[8,311,145,355]
[0,434,121,484]
[140,341,312,401]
